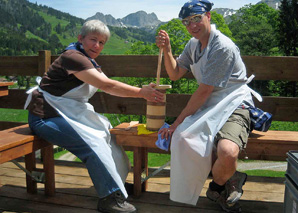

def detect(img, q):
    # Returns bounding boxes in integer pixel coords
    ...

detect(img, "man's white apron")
[170,25,260,205]
[25,79,130,198]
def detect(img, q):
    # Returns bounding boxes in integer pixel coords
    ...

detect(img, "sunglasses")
[182,13,206,26]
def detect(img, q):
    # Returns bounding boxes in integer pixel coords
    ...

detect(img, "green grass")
[72,151,170,167]
[242,169,285,178]
[101,33,132,55]
[54,149,69,159]
[125,152,170,167]
[37,11,69,29]
[25,30,48,43]
[0,108,28,123]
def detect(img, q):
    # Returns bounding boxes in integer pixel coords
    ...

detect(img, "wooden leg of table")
[141,148,148,192]
[25,152,37,194]
[41,145,55,196]
[133,147,142,197]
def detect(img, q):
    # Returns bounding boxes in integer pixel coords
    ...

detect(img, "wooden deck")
[0,159,285,213]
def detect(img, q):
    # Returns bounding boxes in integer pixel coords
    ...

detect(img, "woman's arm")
[74,68,164,102]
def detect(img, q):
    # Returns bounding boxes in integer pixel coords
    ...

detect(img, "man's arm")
[156,30,188,81]
[170,83,214,130]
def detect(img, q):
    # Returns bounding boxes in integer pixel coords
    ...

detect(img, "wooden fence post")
[38,50,51,76]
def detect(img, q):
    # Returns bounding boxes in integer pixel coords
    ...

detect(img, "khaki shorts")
[214,109,251,151]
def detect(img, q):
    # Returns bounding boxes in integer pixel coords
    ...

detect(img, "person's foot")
[206,188,242,213]
[97,191,137,213]
[226,171,247,205]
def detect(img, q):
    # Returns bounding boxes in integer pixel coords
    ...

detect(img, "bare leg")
[212,139,239,185]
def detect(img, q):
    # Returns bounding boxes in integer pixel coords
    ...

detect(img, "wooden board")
[0,55,297,81]
[111,123,298,161]
[0,161,285,213]
[1,90,298,122]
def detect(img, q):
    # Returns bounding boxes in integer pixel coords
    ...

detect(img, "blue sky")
[27,0,261,22]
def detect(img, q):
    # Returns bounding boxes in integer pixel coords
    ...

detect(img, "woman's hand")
[140,83,164,102]
[156,30,171,51]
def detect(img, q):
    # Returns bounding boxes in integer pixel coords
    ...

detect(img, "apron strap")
[246,75,263,102]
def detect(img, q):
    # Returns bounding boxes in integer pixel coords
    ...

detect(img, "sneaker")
[226,171,247,205]
[206,188,242,213]
[97,191,137,213]
[206,187,221,202]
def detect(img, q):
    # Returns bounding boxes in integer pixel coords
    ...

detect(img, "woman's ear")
[78,34,83,43]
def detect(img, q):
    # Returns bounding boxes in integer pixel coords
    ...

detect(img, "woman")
[25,20,163,213]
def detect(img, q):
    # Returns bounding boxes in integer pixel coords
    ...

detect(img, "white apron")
[170,25,260,205]
[25,78,130,198]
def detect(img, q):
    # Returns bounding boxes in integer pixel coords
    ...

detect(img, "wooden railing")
[0,51,298,127]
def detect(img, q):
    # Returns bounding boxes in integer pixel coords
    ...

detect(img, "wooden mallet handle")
[156,48,163,86]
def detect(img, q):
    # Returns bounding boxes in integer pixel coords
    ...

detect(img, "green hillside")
[0,0,156,56]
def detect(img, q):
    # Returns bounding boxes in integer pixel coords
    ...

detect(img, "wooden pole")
[38,50,51,76]
[156,48,163,86]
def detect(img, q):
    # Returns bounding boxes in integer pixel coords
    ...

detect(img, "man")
[156,0,258,212]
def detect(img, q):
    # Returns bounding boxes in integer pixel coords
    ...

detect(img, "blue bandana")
[64,42,100,69]
[179,0,214,19]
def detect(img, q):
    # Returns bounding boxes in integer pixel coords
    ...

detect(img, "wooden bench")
[0,124,55,196]
[0,82,14,97]
[110,122,298,197]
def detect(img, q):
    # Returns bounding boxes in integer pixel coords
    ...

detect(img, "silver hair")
[80,19,110,41]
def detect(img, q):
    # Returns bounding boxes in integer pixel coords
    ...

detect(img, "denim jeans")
[28,112,120,198]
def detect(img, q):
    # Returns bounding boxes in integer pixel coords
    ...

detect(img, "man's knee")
[217,139,239,163]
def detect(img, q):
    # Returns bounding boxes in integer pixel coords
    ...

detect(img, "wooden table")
[0,82,14,97]
[110,123,163,197]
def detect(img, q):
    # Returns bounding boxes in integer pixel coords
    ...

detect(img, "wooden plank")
[0,56,39,76]
[0,86,9,97]
[0,89,27,109]
[25,152,37,194]
[0,124,37,151]
[0,121,27,131]
[243,56,298,81]
[0,125,52,164]
[0,82,14,87]
[2,90,298,122]
[41,146,55,196]
[1,55,297,80]
[95,55,298,81]
[133,147,142,197]
[0,196,98,213]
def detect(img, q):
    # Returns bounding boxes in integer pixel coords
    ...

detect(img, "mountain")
[86,12,122,27]
[86,10,162,29]
[212,8,237,18]
[212,0,281,23]
[121,11,161,28]
[257,0,281,9]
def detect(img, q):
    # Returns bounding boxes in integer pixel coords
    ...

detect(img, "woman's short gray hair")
[80,20,111,41]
